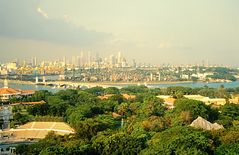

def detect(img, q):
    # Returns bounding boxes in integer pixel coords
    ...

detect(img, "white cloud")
[37,7,49,19]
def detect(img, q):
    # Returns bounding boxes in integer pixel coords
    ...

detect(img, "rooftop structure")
[190,116,224,130]
[183,95,226,106]
[157,95,176,109]
[0,122,75,141]
[0,79,35,102]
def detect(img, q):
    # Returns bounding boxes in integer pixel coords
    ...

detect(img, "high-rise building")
[88,51,92,66]
[132,59,137,68]
[117,52,122,64]
[109,55,116,67]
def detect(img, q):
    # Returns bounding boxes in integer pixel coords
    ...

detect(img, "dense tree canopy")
[11,86,239,155]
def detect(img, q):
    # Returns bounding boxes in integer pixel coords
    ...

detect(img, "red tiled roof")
[0,88,21,95]
[21,90,35,95]
[0,87,35,95]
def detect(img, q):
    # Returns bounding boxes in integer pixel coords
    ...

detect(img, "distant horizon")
[1,56,237,68]
[1,0,239,66]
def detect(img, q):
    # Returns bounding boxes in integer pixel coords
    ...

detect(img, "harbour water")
[0,80,238,93]
[148,81,239,89]
[0,82,64,93]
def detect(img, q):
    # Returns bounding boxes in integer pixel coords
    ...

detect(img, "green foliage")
[141,116,168,132]
[120,85,149,94]
[13,86,239,155]
[67,104,104,125]
[166,86,192,98]
[104,87,120,94]
[207,73,237,81]
[74,115,120,140]
[142,126,214,155]
[217,104,239,127]
[85,86,105,95]
[173,99,217,122]
[16,132,94,155]
[108,94,125,104]
[206,67,237,81]
[218,127,239,145]
[28,103,50,116]
[93,132,147,155]
[13,112,31,125]
[215,143,239,155]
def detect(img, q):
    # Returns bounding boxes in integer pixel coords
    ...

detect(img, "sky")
[0,0,239,66]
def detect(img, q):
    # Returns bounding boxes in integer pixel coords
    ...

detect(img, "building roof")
[164,98,176,105]
[98,94,114,100]
[190,116,224,130]
[1,122,75,140]
[122,94,136,100]
[20,90,35,95]
[11,100,46,106]
[184,95,205,100]
[0,88,35,96]
[157,95,171,99]
[0,88,21,95]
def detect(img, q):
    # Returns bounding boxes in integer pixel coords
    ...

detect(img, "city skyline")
[0,0,239,66]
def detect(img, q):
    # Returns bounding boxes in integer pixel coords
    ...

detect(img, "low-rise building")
[0,79,35,102]
[157,95,176,109]
[183,95,227,106]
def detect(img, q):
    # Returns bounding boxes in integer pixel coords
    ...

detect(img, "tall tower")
[88,51,91,66]
[80,51,84,67]
[158,72,161,81]
[35,76,39,83]
[117,52,122,64]
[32,57,37,67]
[150,73,153,81]
[63,56,66,66]
[4,79,8,88]
[34,67,39,84]
[42,76,46,83]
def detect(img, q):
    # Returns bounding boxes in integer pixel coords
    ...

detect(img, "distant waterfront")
[0,82,64,93]
[0,80,238,92]
[106,81,239,89]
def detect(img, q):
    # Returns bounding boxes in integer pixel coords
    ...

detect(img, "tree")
[28,103,50,116]
[215,143,239,155]
[174,99,212,120]
[74,116,119,140]
[217,104,239,127]
[85,86,105,96]
[136,95,166,117]
[166,86,193,97]
[93,132,147,155]
[120,86,149,94]
[141,116,168,132]
[104,87,120,94]
[142,126,214,155]
[13,112,31,125]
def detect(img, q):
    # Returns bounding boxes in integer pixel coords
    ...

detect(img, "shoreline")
[0,79,34,85]
[0,79,234,86]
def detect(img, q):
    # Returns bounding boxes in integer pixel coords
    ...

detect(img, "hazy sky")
[0,0,239,65]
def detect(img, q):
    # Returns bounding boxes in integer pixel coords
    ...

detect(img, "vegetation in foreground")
[9,86,239,155]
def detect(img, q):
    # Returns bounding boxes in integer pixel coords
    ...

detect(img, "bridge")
[35,81,118,89]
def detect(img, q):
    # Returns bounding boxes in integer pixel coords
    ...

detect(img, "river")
[0,81,238,93]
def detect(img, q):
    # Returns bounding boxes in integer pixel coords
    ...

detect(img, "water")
[108,81,239,89]
[147,81,239,88]
[0,81,238,93]
[0,82,64,93]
